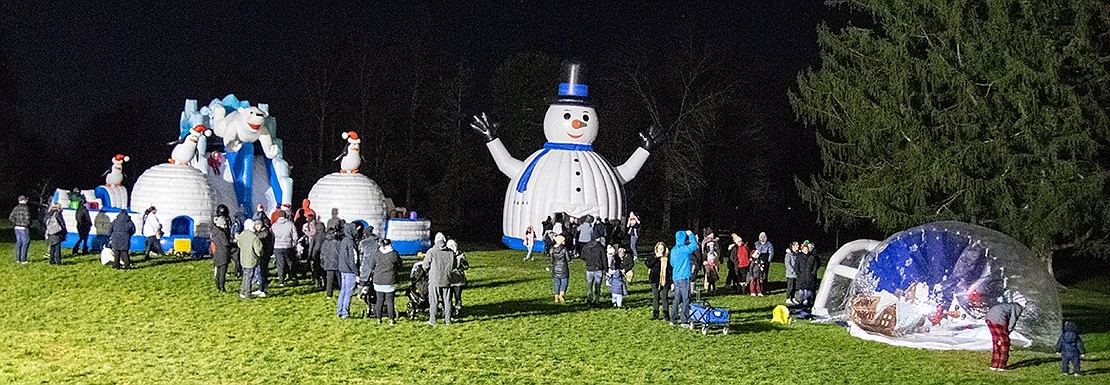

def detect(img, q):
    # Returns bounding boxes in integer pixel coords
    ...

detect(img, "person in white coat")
[141,206,164,260]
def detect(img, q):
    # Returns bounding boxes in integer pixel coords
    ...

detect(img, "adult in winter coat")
[44,203,67,265]
[106,210,136,269]
[270,210,299,286]
[784,241,800,304]
[237,219,264,299]
[319,221,344,298]
[303,213,326,287]
[581,239,606,305]
[576,216,593,255]
[618,247,635,283]
[550,235,571,304]
[644,242,672,320]
[794,243,819,305]
[211,214,232,292]
[336,222,360,319]
[357,227,381,283]
[9,195,32,264]
[669,230,698,326]
[754,232,774,285]
[252,207,274,293]
[422,232,456,325]
[72,196,92,255]
[446,240,469,315]
[986,296,1025,371]
[141,206,164,261]
[626,212,641,259]
[730,235,751,294]
[1056,321,1085,376]
[363,239,403,324]
[541,216,555,256]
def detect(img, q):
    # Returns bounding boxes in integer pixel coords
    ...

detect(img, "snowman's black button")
[575,171,580,176]
[573,159,579,162]
[576,187,582,192]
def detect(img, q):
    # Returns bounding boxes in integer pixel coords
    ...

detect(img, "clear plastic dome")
[847,221,1060,350]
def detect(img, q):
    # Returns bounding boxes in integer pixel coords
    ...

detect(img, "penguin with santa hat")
[471,61,662,251]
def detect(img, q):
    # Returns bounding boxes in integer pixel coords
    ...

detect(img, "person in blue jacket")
[669,230,698,327]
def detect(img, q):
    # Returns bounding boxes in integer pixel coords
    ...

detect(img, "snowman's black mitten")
[639,124,664,151]
[470,113,499,143]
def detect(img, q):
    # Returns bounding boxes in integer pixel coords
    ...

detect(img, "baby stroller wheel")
[701,326,708,335]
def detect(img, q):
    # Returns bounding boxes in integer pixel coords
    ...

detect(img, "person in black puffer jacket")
[1056,321,1085,376]
[106,210,136,269]
[319,220,344,298]
[210,213,232,292]
[550,235,571,304]
[363,239,402,324]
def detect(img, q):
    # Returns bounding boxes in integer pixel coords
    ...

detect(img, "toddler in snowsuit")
[1056,321,1085,376]
[608,263,627,308]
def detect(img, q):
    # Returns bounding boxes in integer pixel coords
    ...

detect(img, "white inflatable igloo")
[308,173,388,236]
[130,163,214,242]
[844,221,1061,350]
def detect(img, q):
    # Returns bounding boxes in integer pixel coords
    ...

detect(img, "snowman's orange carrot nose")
[572,119,587,129]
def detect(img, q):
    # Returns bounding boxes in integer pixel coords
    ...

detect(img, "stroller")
[359,285,377,318]
[687,289,731,335]
[406,262,430,320]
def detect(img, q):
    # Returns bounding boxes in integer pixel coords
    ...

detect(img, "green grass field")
[0,240,1106,384]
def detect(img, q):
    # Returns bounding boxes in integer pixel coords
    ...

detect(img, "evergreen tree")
[791,0,1110,275]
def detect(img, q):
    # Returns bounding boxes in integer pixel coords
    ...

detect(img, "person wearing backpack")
[44,203,67,265]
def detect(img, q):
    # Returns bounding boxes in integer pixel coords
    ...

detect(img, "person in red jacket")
[729,234,751,294]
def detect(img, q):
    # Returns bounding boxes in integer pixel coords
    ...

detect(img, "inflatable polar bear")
[208,100,279,159]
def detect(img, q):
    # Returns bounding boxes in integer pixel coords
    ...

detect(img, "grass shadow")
[465,297,589,320]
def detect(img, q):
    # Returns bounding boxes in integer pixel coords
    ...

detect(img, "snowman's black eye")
[582,114,589,122]
[563,113,571,120]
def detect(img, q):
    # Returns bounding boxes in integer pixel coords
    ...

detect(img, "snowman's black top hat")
[555,62,589,105]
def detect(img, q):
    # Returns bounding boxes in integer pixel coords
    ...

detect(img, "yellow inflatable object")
[772,305,792,324]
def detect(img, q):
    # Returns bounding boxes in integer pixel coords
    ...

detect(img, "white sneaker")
[252,290,267,298]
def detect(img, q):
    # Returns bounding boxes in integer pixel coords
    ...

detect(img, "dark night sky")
[1,1,857,242]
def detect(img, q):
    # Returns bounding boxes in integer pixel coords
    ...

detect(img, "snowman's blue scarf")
[516,142,593,192]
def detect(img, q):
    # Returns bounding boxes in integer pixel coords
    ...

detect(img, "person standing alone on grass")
[211,210,232,292]
[1056,321,1085,376]
[550,235,570,304]
[107,210,135,269]
[986,293,1026,371]
[645,242,671,320]
[141,206,164,261]
[9,195,31,264]
[270,210,298,287]
[237,219,263,299]
[754,232,773,286]
[44,203,66,265]
[336,222,360,319]
[523,225,536,261]
[424,232,456,325]
[72,195,92,255]
[670,230,698,327]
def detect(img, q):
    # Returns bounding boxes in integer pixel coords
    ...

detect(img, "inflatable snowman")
[472,62,662,250]
[168,124,212,165]
[334,131,362,173]
[103,154,129,186]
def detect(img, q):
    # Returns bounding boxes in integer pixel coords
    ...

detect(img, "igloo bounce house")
[475,62,658,251]
[307,131,431,255]
[813,221,1061,350]
[57,94,294,256]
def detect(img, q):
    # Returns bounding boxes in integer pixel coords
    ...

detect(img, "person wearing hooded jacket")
[422,233,456,325]
[238,219,264,298]
[1056,321,1085,376]
[271,210,299,286]
[669,230,698,327]
[211,212,232,292]
[72,196,92,255]
[319,221,343,298]
[336,222,360,318]
[106,210,135,269]
[550,235,570,304]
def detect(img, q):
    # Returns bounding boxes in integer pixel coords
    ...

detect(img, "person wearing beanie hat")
[422,232,456,325]
[44,202,67,265]
[9,195,32,264]
[550,234,570,304]
[985,293,1026,371]
[237,219,264,299]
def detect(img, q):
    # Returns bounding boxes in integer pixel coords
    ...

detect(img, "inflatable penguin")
[103,154,129,186]
[168,124,212,165]
[471,62,662,250]
[334,131,361,173]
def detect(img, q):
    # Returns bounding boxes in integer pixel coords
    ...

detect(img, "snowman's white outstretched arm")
[485,138,523,177]
[617,147,651,184]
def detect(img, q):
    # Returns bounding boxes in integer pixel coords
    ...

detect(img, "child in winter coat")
[608,262,627,308]
[748,249,764,296]
[1056,321,1086,376]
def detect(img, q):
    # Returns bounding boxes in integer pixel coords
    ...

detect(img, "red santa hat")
[113,154,130,162]
[342,131,361,144]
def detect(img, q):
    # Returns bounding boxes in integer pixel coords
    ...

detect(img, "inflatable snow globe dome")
[308,173,388,236]
[847,221,1061,350]
[130,163,214,239]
